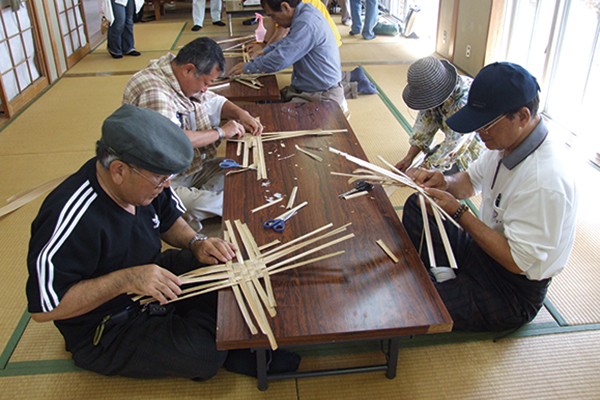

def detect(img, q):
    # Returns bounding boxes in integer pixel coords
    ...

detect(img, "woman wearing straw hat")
[396,56,485,174]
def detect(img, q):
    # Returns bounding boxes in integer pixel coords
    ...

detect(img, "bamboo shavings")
[376,239,399,263]
[133,219,354,350]
[295,144,323,162]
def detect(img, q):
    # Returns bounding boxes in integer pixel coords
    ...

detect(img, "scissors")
[338,180,374,198]
[219,159,257,170]
[263,211,297,232]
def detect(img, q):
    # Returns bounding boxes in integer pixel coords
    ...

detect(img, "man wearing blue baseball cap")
[401,62,578,332]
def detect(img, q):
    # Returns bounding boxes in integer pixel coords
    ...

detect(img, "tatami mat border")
[366,67,413,135]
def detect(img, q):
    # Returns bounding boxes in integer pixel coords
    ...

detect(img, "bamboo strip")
[256,133,268,180]
[419,194,436,268]
[342,191,368,200]
[430,203,459,269]
[237,221,276,308]
[267,233,355,271]
[261,222,338,258]
[235,78,260,90]
[237,276,278,350]
[295,144,323,162]
[258,239,280,251]
[287,186,298,209]
[251,197,283,213]
[1,174,69,218]
[180,263,231,278]
[273,201,307,220]
[269,251,346,275]
[376,239,399,263]
[216,34,255,44]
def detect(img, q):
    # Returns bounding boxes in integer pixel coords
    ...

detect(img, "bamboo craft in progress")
[228,129,348,181]
[133,220,355,350]
[328,147,460,270]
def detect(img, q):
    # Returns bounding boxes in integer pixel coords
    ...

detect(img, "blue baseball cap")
[446,62,540,133]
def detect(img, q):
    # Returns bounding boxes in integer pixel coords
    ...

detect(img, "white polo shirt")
[467,119,578,280]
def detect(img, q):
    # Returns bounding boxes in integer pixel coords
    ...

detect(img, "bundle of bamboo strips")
[328,147,459,270]
[227,129,348,181]
[133,220,354,350]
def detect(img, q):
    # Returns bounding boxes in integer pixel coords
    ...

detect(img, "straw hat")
[402,57,458,110]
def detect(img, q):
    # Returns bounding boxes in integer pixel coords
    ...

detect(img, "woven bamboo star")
[134,219,354,350]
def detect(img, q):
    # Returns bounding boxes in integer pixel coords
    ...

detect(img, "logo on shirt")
[152,214,160,229]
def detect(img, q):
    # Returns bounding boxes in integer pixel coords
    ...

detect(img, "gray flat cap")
[99,104,193,175]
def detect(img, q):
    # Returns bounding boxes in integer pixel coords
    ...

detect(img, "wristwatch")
[188,233,208,250]
[215,127,224,141]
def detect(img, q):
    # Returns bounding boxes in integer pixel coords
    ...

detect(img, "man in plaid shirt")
[123,38,263,232]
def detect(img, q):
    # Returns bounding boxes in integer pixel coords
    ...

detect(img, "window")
[498,0,600,159]
[54,0,89,68]
[0,1,48,117]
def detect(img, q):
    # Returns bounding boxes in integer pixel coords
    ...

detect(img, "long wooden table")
[217,101,452,390]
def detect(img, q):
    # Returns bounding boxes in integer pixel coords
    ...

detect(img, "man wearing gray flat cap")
[402,62,578,332]
[396,56,484,173]
[26,104,300,380]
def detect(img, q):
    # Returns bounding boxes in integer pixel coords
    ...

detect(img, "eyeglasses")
[477,114,506,135]
[128,165,173,189]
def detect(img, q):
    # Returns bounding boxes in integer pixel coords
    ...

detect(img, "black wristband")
[452,204,469,222]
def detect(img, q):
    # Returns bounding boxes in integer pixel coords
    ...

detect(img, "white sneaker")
[431,266,456,282]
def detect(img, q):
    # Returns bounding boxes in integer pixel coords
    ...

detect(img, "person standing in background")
[349,0,377,40]
[192,0,226,31]
[105,0,144,58]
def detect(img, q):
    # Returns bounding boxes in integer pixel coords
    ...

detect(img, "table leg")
[255,348,268,391]
[228,13,233,36]
[386,338,400,379]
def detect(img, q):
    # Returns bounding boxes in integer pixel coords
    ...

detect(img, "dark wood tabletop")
[209,36,281,102]
[216,101,452,350]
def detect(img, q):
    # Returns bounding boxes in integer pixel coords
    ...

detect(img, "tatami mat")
[0,76,128,156]
[90,22,185,54]
[546,159,600,325]
[2,4,600,399]
[1,370,298,399]
[296,330,600,400]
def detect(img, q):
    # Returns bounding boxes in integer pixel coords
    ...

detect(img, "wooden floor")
[1,2,600,399]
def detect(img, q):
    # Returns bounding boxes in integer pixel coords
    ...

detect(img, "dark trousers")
[402,193,550,332]
[72,249,255,380]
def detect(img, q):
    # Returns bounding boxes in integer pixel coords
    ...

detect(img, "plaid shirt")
[409,75,485,172]
[123,53,221,176]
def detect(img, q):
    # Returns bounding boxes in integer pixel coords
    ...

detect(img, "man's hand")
[125,264,183,305]
[191,237,237,265]
[423,187,462,217]
[229,62,246,77]
[239,112,263,136]
[395,156,413,172]
[246,43,265,59]
[220,120,246,139]
[407,167,448,190]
